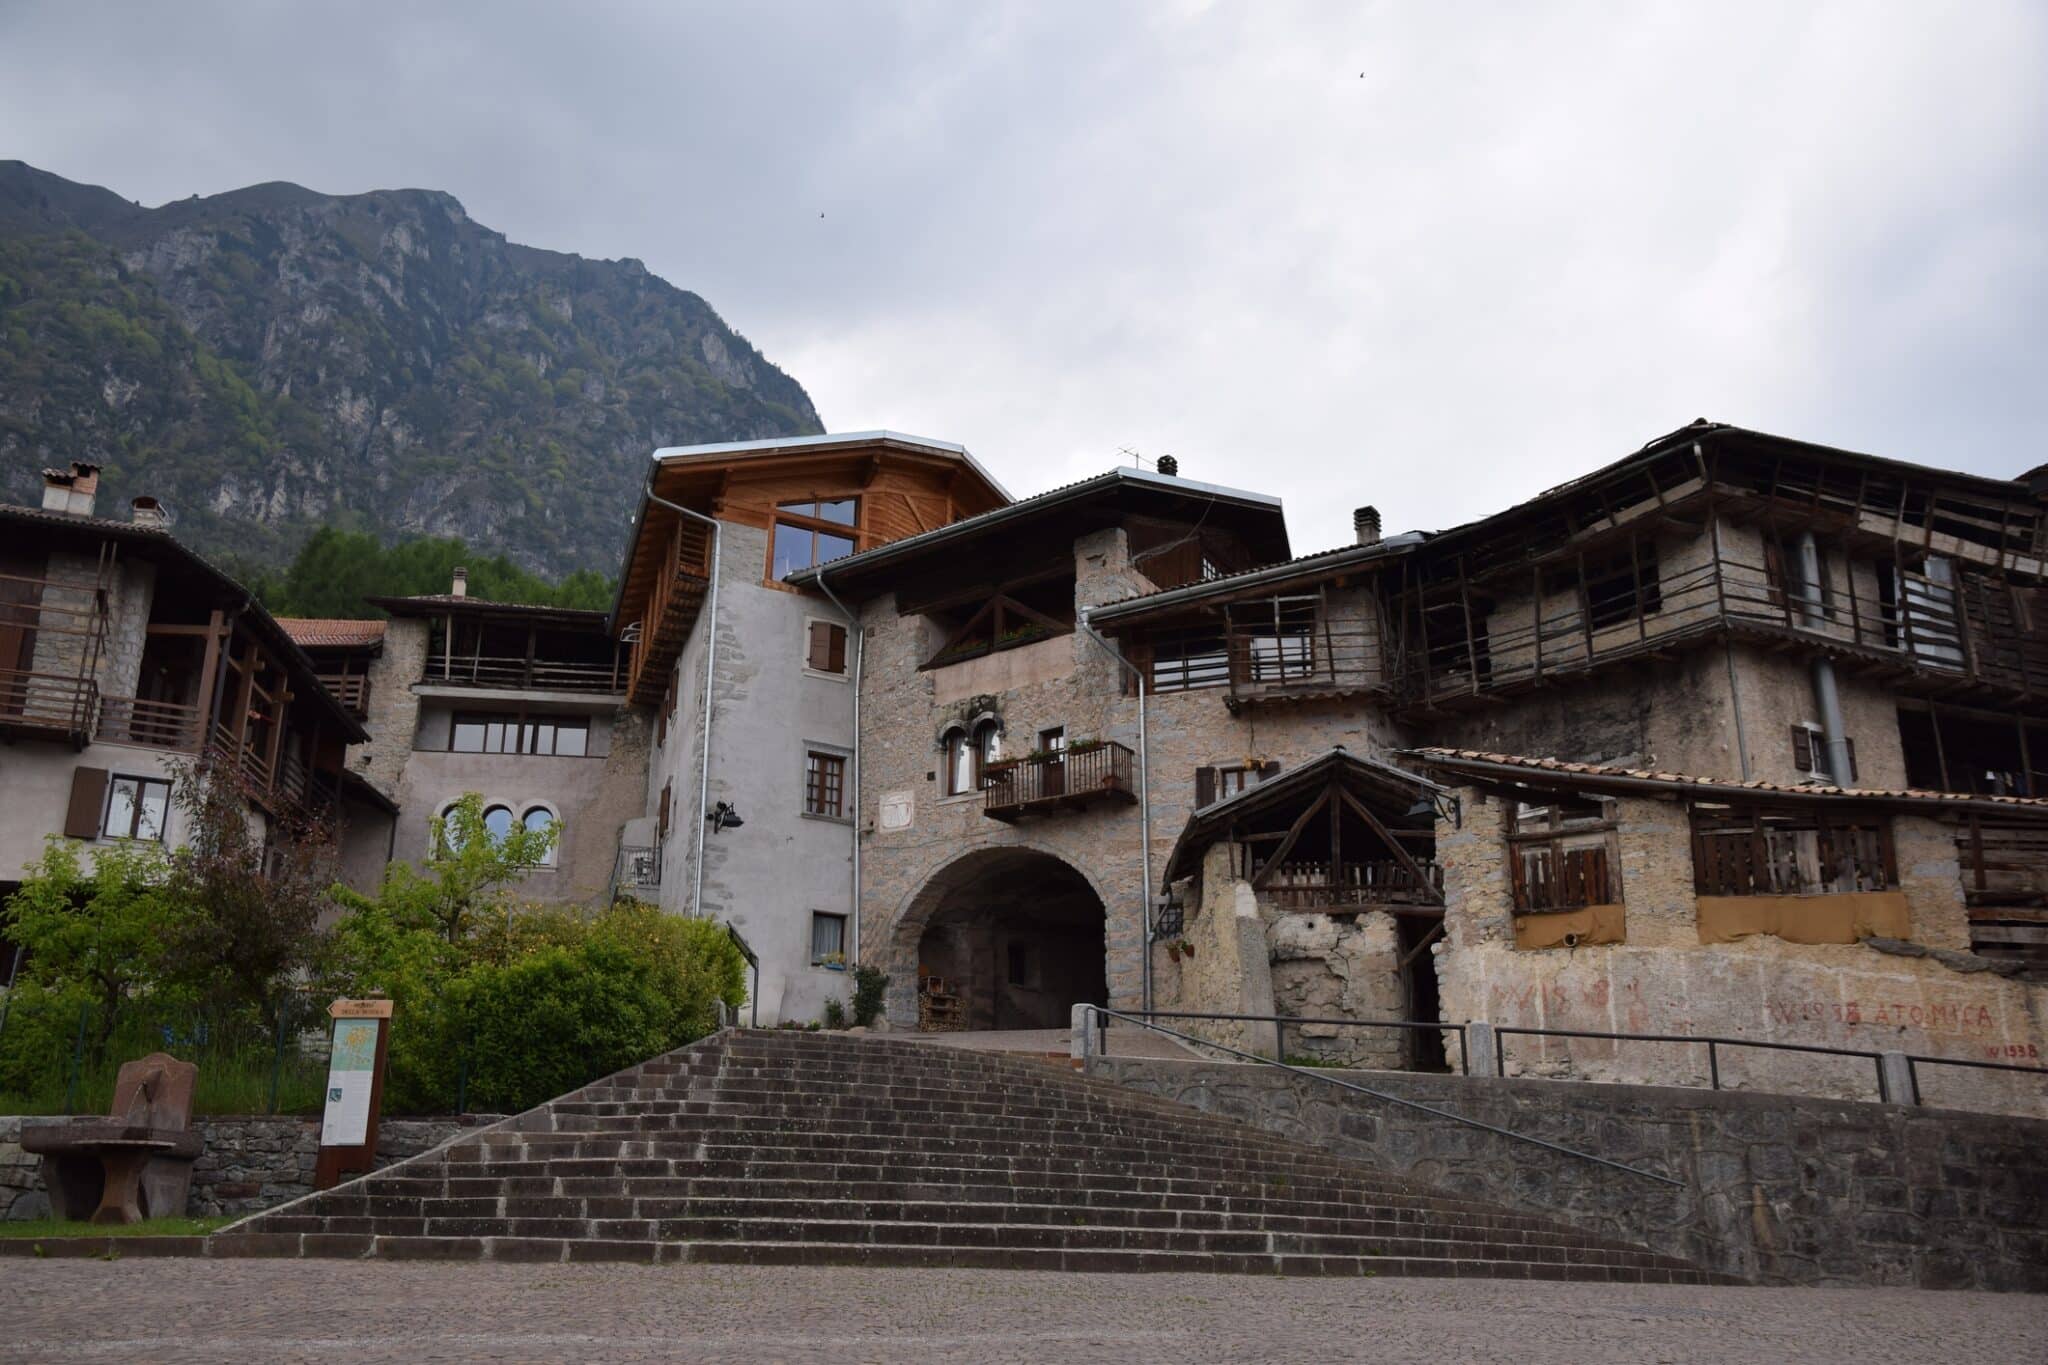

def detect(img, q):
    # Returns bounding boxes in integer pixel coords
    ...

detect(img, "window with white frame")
[103,775,170,842]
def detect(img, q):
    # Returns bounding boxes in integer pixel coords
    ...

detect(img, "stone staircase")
[215,1029,1732,1281]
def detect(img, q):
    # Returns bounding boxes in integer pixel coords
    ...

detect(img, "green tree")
[331,793,557,944]
[161,761,337,1015]
[1,838,185,1053]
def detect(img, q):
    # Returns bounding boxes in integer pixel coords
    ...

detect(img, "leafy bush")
[822,997,847,1030]
[851,964,890,1028]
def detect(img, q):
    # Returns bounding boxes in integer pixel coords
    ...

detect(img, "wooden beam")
[1338,787,1444,904]
[1251,790,1331,888]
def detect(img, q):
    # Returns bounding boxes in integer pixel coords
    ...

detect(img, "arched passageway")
[899,848,1108,1031]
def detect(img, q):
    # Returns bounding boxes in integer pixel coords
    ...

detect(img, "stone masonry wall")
[856,525,1410,1027]
[0,1113,501,1221]
[353,615,429,801]
[1085,1056,2048,1292]
[1433,785,2048,1117]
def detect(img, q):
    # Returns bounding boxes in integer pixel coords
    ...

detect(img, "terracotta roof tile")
[1403,747,2048,810]
[276,618,387,648]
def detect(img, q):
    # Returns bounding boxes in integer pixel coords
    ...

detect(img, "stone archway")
[887,846,1109,1032]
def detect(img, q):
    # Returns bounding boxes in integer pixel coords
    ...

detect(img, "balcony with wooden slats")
[982,742,1138,823]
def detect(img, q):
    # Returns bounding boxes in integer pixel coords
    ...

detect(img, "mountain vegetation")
[0,161,822,577]
[230,527,614,619]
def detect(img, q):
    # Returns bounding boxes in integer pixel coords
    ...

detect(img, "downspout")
[645,492,721,917]
[812,567,863,969]
[1076,610,1153,1014]
[1796,530,1853,783]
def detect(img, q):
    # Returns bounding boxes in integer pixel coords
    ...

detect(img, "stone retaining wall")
[0,1113,503,1220]
[1084,1056,2048,1292]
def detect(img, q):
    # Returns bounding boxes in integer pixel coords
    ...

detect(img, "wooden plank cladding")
[615,434,1009,705]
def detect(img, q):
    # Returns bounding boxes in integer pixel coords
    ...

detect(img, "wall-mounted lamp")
[707,801,745,832]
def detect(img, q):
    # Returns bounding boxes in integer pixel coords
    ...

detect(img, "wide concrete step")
[209,1030,1727,1284]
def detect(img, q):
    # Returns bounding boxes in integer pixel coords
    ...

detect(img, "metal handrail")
[1124,1009,1469,1075]
[1492,1024,1896,1102]
[1083,1005,1682,1186]
[1901,1052,2048,1106]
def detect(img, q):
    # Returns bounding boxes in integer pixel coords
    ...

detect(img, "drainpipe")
[1796,530,1853,783]
[812,566,863,970]
[645,492,721,917]
[1076,609,1154,1015]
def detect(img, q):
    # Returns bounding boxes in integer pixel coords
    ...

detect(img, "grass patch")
[0,1215,236,1239]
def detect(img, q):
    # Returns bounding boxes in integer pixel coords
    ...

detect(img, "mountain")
[0,162,822,576]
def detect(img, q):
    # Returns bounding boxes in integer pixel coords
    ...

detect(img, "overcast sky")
[5,1,2044,552]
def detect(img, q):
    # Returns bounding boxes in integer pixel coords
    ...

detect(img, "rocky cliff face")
[0,162,822,575]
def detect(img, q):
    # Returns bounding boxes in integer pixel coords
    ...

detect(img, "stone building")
[612,432,1008,1024]
[309,582,647,908]
[737,421,2048,1097]
[0,464,389,905]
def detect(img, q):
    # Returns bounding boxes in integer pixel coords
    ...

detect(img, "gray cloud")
[4,0,2043,553]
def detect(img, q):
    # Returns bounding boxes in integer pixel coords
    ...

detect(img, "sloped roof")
[1162,748,1444,886]
[787,466,1290,595]
[1403,748,2048,817]
[276,618,386,649]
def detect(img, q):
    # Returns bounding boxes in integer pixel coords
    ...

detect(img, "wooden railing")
[0,668,97,740]
[422,654,623,694]
[209,720,276,797]
[97,695,204,750]
[317,673,370,715]
[1261,857,1444,910]
[1396,550,2047,707]
[983,742,1138,822]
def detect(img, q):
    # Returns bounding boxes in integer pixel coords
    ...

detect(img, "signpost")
[315,998,393,1190]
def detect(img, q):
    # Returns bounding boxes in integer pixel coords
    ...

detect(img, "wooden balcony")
[317,673,371,717]
[0,669,97,746]
[97,695,205,750]
[983,742,1138,823]
[1396,549,2048,711]
[420,654,623,695]
[625,519,712,707]
[1260,857,1444,910]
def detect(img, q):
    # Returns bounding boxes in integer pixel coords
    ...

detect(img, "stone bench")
[20,1052,202,1225]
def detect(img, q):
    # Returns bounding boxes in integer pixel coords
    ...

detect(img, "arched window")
[482,804,514,845]
[522,806,559,866]
[945,727,974,796]
[944,719,1002,796]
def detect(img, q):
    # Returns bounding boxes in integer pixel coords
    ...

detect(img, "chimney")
[451,566,468,599]
[1354,505,1381,546]
[39,462,101,517]
[1154,455,1178,477]
[129,496,168,530]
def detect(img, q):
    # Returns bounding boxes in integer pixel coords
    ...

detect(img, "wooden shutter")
[65,767,109,839]
[657,781,672,838]
[1763,538,1787,608]
[827,624,846,673]
[1845,738,1858,784]
[1257,760,1281,781]
[1791,725,1814,773]
[1194,766,1217,808]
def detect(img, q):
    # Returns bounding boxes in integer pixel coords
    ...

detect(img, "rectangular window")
[807,620,848,674]
[1508,799,1617,912]
[450,712,588,755]
[658,780,672,839]
[1149,628,1230,692]
[1792,724,1857,782]
[806,751,846,817]
[810,912,847,964]
[1546,542,1662,630]
[1692,806,1895,896]
[771,499,860,580]
[103,774,170,842]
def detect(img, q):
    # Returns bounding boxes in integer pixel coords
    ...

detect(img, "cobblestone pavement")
[0,1262,2038,1364]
